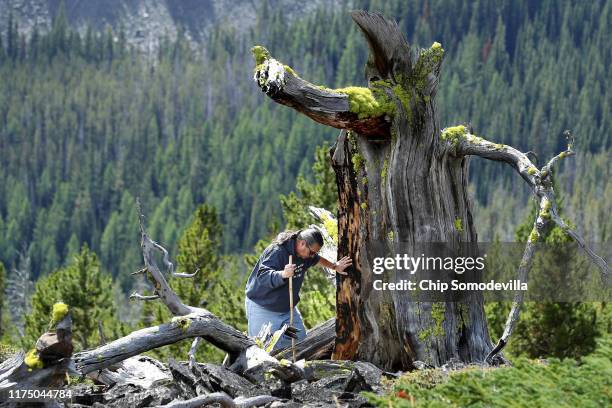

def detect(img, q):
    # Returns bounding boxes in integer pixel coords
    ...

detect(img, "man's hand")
[284,325,299,339]
[282,262,296,278]
[334,256,353,275]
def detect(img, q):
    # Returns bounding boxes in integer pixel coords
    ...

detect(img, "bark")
[253,57,390,137]
[273,318,335,361]
[253,11,609,370]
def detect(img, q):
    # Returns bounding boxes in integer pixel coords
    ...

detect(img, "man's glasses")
[307,244,320,257]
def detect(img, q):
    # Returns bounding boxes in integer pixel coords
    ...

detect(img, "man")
[245,228,352,349]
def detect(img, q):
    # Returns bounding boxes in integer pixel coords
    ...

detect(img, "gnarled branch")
[449,127,539,186]
[350,10,412,80]
[446,128,610,360]
[130,292,160,301]
[252,47,391,137]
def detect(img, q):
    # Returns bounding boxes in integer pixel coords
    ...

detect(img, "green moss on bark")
[441,125,467,147]
[251,45,270,65]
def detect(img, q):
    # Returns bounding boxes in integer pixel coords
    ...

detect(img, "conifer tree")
[487,179,602,358]
[0,262,5,338]
[23,245,119,350]
[140,204,245,363]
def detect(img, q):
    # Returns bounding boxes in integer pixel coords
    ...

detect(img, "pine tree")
[140,204,246,363]
[280,144,338,229]
[0,262,6,338]
[487,177,602,358]
[23,245,120,350]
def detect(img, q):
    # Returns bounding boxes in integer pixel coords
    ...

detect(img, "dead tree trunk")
[253,11,490,370]
[253,11,609,371]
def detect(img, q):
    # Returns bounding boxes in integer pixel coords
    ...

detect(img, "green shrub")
[367,335,612,407]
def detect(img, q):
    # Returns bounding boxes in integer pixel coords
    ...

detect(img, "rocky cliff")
[0,0,341,53]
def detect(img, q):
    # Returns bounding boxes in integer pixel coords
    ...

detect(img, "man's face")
[296,239,321,260]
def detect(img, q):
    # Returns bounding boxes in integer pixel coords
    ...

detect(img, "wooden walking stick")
[288,255,296,362]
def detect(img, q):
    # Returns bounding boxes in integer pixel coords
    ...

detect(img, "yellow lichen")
[316,80,413,120]
[171,316,191,332]
[25,349,44,369]
[352,152,364,173]
[431,302,446,337]
[419,302,446,341]
[454,217,464,233]
[412,42,445,90]
[284,65,297,76]
[431,42,443,53]
[321,213,338,245]
[251,45,270,65]
[334,86,395,119]
[441,125,467,146]
[51,302,69,326]
[540,198,552,220]
[529,228,539,242]
[381,158,389,183]
[527,167,538,175]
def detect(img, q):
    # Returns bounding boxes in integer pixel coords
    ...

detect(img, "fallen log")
[273,317,335,361]
[73,312,258,374]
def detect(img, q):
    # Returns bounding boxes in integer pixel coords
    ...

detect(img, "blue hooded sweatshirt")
[245,238,320,312]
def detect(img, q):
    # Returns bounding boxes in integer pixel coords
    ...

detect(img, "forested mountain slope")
[0,0,609,284]
[0,0,336,53]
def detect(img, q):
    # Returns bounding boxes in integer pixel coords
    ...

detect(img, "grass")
[366,335,611,407]
[0,342,18,363]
